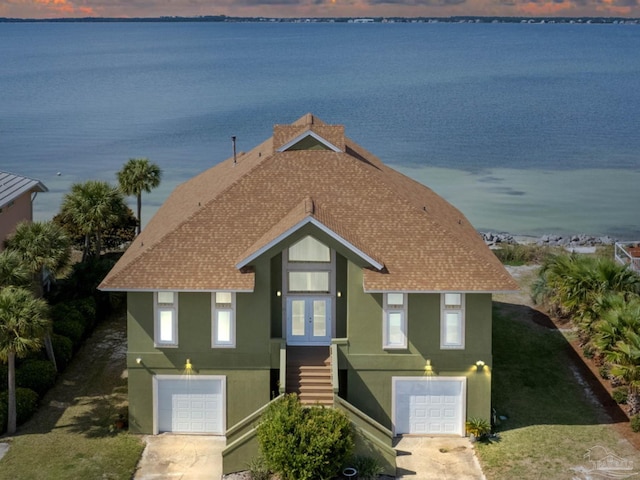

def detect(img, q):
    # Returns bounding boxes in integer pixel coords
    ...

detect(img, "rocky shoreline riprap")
[481,231,618,248]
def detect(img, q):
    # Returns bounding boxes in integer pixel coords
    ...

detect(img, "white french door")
[286,297,332,345]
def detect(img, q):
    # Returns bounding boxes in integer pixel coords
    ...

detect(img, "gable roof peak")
[273,114,345,152]
[293,113,324,127]
[304,196,315,215]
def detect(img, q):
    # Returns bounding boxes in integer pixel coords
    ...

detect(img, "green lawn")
[0,313,144,480]
[476,304,640,479]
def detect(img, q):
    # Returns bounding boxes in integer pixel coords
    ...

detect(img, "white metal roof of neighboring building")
[0,171,48,208]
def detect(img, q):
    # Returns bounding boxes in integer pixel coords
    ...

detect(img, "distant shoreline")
[1,16,639,24]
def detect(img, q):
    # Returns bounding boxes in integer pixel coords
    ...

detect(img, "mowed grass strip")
[476,307,640,479]
[0,313,143,480]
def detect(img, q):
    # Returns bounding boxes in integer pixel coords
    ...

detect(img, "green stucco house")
[99,114,517,475]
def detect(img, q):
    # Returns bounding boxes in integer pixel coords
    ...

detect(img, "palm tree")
[4,221,71,297]
[593,295,640,357]
[4,221,71,370]
[533,254,640,334]
[60,181,127,261]
[117,158,162,235]
[607,331,640,415]
[0,250,31,289]
[0,286,50,434]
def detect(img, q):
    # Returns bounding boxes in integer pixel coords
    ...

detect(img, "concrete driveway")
[134,434,225,480]
[395,436,486,480]
[133,434,485,480]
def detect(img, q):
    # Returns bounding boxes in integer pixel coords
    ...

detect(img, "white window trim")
[154,291,178,347]
[440,293,465,350]
[383,293,407,350]
[212,292,236,348]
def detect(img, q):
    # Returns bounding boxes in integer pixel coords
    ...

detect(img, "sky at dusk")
[1,0,639,19]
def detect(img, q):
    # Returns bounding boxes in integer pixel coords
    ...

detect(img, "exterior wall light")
[424,359,434,376]
[136,357,142,365]
[337,291,342,298]
[186,358,192,370]
[476,360,485,371]
[276,290,282,297]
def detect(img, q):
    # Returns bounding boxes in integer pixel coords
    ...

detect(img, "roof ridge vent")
[304,196,315,215]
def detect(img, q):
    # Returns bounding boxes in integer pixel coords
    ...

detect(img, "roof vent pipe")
[232,136,237,166]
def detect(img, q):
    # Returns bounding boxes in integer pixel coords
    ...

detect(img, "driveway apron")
[395,436,486,480]
[134,434,224,480]
[133,434,485,479]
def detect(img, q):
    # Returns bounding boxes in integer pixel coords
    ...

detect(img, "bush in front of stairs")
[256,393,354,480]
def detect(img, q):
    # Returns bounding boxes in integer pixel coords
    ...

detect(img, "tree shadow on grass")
[8,313,128,439]
[61,391,129,438]
[492,301,629,431]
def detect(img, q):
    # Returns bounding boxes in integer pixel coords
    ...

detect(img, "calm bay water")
[1,22,639,238]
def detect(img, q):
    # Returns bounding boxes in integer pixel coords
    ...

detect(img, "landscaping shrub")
[0,365,7,392]
[51,302,91,336]
[47,255,122,322]
[70,297,97,331]
[53,319,85,348]
[631,414,640,433]
[466,417,492,440]
[493,244,550,266]
[582,344,595,359]
[256,394,353,480]
[16,359,57,397]
[599,364,610,380]
[350,455,384,480]
[0,387,40,432]
[51,334,74,371]
[0,402,5,433]
[50,302,83,324]
[246,456,271,480]
[612,387,628,404]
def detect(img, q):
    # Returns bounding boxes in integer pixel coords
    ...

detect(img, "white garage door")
[155,376,225,434]
[393,377,465,436]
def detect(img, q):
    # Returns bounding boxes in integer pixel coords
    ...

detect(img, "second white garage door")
[393,377,465,436]
[155,376,225,434]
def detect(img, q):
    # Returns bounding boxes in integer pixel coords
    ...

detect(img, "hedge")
[0,387,40,433]
[0,365,7,393]
[53,319,84,348]
[16,360,57,397]
[51,334,74,371]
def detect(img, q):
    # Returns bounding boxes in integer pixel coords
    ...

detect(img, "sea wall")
[481,232,618,248]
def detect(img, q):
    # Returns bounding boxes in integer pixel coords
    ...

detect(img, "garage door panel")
[394,377,465,436]
[156,377,224,434]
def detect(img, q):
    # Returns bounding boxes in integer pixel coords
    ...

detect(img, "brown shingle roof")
[100,114,518,293]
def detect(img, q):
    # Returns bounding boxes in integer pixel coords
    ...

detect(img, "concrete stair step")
[299,384,333,392]
[299,392,334,405]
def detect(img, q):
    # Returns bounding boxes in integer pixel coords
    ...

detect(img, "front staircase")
[286,346,333,406]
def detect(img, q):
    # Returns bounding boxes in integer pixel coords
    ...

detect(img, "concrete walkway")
[0,443,9,461]
[133,434,485,480]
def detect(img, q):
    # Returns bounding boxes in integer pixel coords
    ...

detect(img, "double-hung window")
[383,293,407,349]
[155,291,178,347]
[441,293,465,349]
[212,292,236,348]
